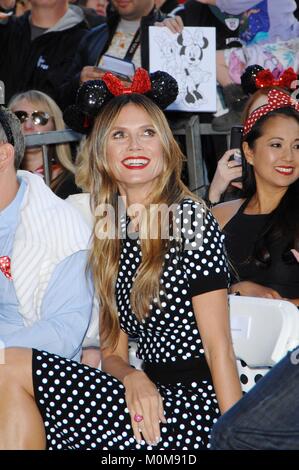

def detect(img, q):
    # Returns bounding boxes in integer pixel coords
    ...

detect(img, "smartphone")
[97,67,132,82]
[98,55,135,82]
[229,125,243,183]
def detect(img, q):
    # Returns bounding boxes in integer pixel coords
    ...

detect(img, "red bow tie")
[0,256,13,280]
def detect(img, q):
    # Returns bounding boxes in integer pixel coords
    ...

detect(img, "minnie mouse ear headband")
[241,65,298,95]
[243,88,299,136]
[63,68,179,135]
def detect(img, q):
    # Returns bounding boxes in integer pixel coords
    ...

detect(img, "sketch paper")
[149,26,216,112]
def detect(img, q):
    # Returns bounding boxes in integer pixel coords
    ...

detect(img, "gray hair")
[0,107,25,169]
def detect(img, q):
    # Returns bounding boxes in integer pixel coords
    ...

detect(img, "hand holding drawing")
[154,16,184,34]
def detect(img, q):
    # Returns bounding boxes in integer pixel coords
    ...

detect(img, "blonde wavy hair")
[77,94,203,349]
[9,90,74,191]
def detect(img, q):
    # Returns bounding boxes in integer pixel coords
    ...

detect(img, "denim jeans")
[211,349,299,450]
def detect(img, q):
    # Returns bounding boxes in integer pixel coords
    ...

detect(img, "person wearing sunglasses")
[9,90,81,199]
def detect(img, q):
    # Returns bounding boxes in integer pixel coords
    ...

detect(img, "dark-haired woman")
[213,87,299,390]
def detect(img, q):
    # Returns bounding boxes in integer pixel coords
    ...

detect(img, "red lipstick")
[121,156,150,170]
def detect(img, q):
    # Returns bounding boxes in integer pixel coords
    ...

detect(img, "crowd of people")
[0,0,299,452]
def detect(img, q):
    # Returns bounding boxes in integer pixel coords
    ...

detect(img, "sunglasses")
[14,110,52,126]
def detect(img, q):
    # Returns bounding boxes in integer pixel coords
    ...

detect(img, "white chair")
[229,295,299,368]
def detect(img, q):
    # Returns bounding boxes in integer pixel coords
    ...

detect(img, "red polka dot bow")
[243,89,299,136]
[0,256,13,280]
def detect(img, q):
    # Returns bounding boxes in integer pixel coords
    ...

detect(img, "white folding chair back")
[229,295,299,368]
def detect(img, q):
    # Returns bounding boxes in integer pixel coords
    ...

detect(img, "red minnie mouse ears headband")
[243,88,299,136]
[241,65,298,95]
[63,68,178,134]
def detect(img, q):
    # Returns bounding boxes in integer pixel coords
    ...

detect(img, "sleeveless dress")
[32,199,229,449]
[224,199,299,392]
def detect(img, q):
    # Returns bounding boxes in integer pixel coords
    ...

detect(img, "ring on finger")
[134,413,144,423]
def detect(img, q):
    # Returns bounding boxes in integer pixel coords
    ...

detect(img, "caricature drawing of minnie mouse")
[176,30,211,106]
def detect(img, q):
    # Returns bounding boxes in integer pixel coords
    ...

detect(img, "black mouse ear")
[63,79,115,134]
[147,71,179,109]
[76,79,114,117]
[241,65,265,95]
[63,105,94,135]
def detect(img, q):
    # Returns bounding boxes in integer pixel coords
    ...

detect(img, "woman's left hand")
[123,369,167,446]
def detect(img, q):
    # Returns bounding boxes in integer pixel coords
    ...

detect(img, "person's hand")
[208,149,243,204]
[154,15,184,34]
[81,347,101,368]
[0,10,13,19]
[80,66,132,87]
[291,249,299,263]
[230,281,282,299]
[123,369,167,446]
[80,66,106,84]
[284,298,299,307]
[196,0,217,5]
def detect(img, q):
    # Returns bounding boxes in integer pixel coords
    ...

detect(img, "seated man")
[59,0,166,109]
[0,107,93,361]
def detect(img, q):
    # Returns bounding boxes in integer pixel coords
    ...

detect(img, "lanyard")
[124,27,141,62]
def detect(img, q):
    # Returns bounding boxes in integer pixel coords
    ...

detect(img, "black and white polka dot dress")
[32,199,229,450]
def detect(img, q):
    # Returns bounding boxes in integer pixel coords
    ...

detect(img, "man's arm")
[4,251,94,361]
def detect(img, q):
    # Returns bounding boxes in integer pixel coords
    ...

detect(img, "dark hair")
[241,106,299,267]
[0,107,25,169]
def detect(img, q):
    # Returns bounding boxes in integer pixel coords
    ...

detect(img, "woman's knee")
[0,348,34,395]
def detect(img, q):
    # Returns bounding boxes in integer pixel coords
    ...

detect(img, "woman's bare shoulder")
[212,199,245,229]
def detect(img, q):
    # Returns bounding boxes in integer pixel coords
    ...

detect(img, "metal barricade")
[24,129,83,186]
[24,124,230,195]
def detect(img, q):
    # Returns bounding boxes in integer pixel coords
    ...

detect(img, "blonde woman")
[9,90,80,199]
[0,70,241,450]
